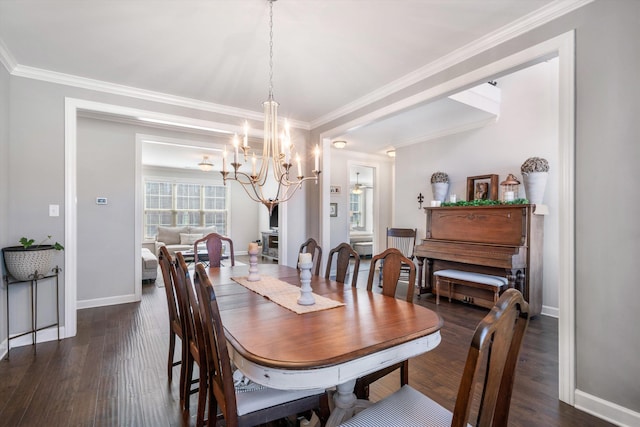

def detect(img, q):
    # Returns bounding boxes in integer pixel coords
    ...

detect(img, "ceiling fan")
[352,172,364,194]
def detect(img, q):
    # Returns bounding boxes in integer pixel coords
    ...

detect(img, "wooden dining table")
[206,263,443,426]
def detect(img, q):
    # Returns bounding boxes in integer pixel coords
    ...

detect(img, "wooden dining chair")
[157,246,185,385]
[354,247,416,400]
[193,232,235,267]
[325,242,360,288]
[193,263,328,427]
[379,227,417,283]
[299,238,322,276]
[340,289,530,427]
[173,252,209,425]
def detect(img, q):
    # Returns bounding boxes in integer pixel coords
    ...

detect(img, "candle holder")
[247,245,260,282]
[297,261,315,305]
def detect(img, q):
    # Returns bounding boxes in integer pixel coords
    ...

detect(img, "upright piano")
[415,204,544,316]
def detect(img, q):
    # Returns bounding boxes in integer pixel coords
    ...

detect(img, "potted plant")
[2,236,64,281]
[520,157,549,205]
[430,171,449,202]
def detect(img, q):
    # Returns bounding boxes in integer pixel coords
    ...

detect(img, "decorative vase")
[3,246,56,281]
[431,182,449,203]
[522,172,548,205]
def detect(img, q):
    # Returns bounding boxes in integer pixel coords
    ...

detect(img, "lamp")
[500,173,521,202]
[386,149,396,158]
[352,172,363,195]
[198,155,213,172]
[333,140,347,149]
[221,0,320,214]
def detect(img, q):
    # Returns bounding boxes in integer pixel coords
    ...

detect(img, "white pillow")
[180,233,203,245]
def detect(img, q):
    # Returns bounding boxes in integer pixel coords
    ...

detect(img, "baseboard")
[575,389,640,427]
[541,304,559,318]
[2,325,66,351]
[77,293,139,309]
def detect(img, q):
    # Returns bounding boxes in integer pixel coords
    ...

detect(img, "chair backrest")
[174,252,206,366]
[452,288,530,427]
[158,246,181,333]
[367,248,415,302]
[325,242,360,288]
[194,232,235,267]
[385,227,417,259]
[194,263,239,426]
[299,238,322,276]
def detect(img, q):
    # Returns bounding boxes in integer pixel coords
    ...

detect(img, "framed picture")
[330,203,338,217]
[466,174,499,201]
[330,186,341,194]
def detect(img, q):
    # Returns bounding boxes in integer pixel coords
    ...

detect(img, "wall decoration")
[330,203,338,217]
[330,186,341,194]
[466,174,499,201]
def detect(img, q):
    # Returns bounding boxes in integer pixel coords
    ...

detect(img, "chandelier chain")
[268,0,274,100]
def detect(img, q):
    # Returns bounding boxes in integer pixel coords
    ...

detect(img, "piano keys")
[415,204,544,316]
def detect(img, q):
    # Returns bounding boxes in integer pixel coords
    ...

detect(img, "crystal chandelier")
[221,0,320,214]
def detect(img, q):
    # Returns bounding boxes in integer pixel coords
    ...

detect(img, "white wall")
[394,59,559,312]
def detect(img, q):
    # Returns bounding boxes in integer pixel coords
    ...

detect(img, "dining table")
[206,263,443,426]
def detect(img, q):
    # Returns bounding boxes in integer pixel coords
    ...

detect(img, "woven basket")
[3,246,55,281]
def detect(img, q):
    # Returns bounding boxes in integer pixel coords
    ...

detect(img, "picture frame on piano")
[467,174,499,201]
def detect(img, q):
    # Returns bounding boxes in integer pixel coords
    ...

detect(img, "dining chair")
[379,227,417,283]
[340,288,530,427]
[173,252,209,424]
[354,248,416,400]
[193,232,235,267]
[193,263,328,427]
[325,242,360,288]
[299,238,322,276]
[157,246,185,385]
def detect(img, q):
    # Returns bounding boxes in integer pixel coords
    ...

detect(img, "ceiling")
[0,0,565,159]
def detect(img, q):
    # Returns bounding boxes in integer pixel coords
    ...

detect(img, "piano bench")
[433,270,509,309]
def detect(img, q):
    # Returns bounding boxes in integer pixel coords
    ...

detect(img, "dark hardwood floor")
[0,256,611,426]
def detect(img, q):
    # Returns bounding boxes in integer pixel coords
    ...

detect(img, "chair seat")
[236,386,325,416]
[340,385,471,427]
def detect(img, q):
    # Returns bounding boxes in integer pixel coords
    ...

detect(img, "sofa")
[154,225,217,256]
[141,248,158,282]
[350,233,374,258]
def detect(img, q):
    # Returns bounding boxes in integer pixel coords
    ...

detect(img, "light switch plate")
[49,204,59,217]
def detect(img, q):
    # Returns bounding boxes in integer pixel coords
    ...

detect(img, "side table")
[3,266,61,359]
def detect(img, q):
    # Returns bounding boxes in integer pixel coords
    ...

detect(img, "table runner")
[232,275,344,314]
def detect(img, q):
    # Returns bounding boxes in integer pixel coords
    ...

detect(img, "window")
[349,193,363,229]
[144,179,228,239]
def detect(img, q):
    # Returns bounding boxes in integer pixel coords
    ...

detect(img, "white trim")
[14,64,308,131]
[311,0,593,128]
[4,326,65,349]
[319,30,576,406]
[575,390,640,427]
[134,136,143,301]
[541,305,559,318]
[0,37,16,73]
[77,294,139,310]
[64,99,78,338]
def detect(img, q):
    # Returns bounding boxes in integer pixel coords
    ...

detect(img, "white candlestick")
[222,147,227,172]
[233,134,239,164]
[299,252,312,264]
[297,261,315,305]
[296,154,302,177]
[314,145,319,171]
[247,243,260,282]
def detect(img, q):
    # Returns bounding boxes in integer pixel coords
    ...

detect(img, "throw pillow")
[180,233,203,245]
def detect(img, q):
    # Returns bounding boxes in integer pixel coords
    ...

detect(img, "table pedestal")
[326,379,372,427]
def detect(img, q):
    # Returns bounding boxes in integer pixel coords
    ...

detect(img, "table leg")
[325,379,372,427]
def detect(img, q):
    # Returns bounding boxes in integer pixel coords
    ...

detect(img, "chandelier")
[221,0,320,214]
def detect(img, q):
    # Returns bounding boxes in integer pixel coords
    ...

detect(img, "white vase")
[522,172,548,205]
[431,182,449,203]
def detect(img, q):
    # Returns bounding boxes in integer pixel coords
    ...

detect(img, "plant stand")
[3,267,61,359]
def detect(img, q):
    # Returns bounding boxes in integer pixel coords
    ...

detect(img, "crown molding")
[10,64,311,130]
[311,0,593,129]
[0,37,16,73]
